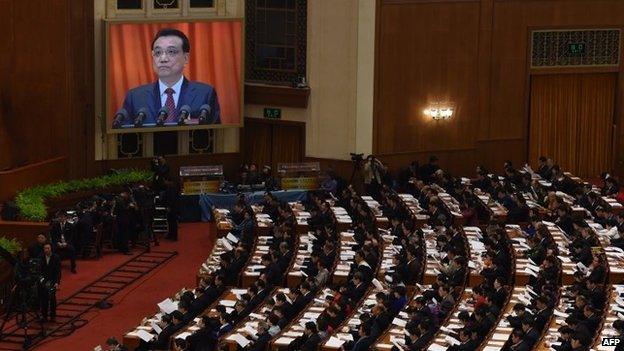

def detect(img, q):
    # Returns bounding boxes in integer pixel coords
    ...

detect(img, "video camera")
[350,153,364,162]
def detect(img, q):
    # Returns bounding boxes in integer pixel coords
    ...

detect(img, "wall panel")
[375,1,481,155]
[375,0,624,177]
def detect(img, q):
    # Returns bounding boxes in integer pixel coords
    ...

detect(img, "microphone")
[156,106,169,126]
[134,108,147,127]
[112,108,128,129]
[198,104,211,125]
[177,105,191,125]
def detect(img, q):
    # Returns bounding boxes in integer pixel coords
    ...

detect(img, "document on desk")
[220,299,237,307]
[176,332,192,340]
[150,321,162,334]
[372,278,384,291]
[227,333,251,348]
[325,336,346,347]
[276,337,295,344]
[428,343,446,351]
[157,298,178,314]
[226,233,239,244]
[392,317,407,327]
[135,330,155,342]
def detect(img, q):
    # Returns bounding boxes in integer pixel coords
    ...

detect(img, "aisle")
[33,222,215,351]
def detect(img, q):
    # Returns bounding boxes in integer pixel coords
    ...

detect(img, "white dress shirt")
[159,76,184,108]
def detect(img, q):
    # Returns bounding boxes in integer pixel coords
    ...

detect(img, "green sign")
[264,107,282,119]
[569,43,585,56]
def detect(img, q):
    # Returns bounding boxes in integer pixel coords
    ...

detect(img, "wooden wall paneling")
[475,138,525,173]
[0,0,13,171]
[270,123,305,168]
[375,1,481,155]
[0,156,68,202]
[8,1,70,167]
[243,118,273,168]
[68,0,95,178]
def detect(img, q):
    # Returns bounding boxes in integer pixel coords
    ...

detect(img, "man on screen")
[117,28,221,126]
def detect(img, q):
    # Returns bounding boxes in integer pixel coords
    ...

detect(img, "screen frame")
[103,17,245,134]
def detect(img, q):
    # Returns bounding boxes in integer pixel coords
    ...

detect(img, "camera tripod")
[0,282,46,350]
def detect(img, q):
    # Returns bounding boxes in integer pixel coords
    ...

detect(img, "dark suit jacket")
[121,78,221,125]
[152,323,182,350]
[351,336,374,351]
[41,254,61,285]
[249,331,271,351]
[301,333,321,351]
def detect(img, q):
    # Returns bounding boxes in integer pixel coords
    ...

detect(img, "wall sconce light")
[423,104,454,120]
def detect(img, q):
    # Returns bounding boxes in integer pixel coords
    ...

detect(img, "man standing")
[119,28,221,125]
[40,243,61,322]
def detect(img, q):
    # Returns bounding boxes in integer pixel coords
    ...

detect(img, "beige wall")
[245,0,375,160]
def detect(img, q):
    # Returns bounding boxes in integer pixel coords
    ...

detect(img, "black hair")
[152,28,190,53]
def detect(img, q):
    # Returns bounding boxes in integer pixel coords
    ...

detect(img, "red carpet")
[33,222,215,351]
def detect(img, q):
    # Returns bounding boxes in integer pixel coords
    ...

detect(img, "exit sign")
[569,43,586,56]
[264,107,281,119]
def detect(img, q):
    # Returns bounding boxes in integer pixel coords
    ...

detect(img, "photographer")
[151,155,170,193]
[363,155,387,198]
[40,243,61,322]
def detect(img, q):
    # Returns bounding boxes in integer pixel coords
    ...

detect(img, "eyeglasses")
[152,48,181,58]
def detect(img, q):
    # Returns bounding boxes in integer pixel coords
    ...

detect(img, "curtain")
[108,21,242,125]
[529,73,615,177]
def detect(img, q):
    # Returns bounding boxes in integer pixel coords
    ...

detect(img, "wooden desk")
[481,286,533,350]
[428,288,473,349]
[534,285,573,351]
[592,285,623,351]
[372,286,430,350]
[319,290,376,351]
[240,235,273,288]
[331,232,357,286]
[222,288,290,351]
[270,288,335,351]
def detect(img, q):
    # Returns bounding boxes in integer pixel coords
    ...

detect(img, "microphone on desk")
[198,104,211,125]
[177,105,191,125]
[112,108,128,129]
[156,106,169,126]
[134,107,147,127]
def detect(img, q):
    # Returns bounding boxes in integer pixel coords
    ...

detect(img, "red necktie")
[164,88,177,122]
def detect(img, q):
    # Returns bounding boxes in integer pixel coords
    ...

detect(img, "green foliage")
[15,169,152,222]
[0,236,22,259]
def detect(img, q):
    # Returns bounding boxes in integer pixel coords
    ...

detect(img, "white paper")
[220,299,237,307]
[226,233,239,244]
[325,336,346,347]
[227,333,251,347]
[392,317,407,327]
[150,321,162,334]
[157,298,178,314]
[175,332,192,340]
[135,330,155,342]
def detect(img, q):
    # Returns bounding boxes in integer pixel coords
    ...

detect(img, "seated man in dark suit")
[448,327,479,351]
[117,28,221,127]
[502,328,531,351]
[241,320,271,351]
[349,322,374,351]
[141,311,185,351]
[49,212,77,273]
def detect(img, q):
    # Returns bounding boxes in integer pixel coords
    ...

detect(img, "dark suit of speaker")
[121,78,221,125]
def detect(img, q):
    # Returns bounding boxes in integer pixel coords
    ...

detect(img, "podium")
[277,162,320,190]
[179,165,223,194]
